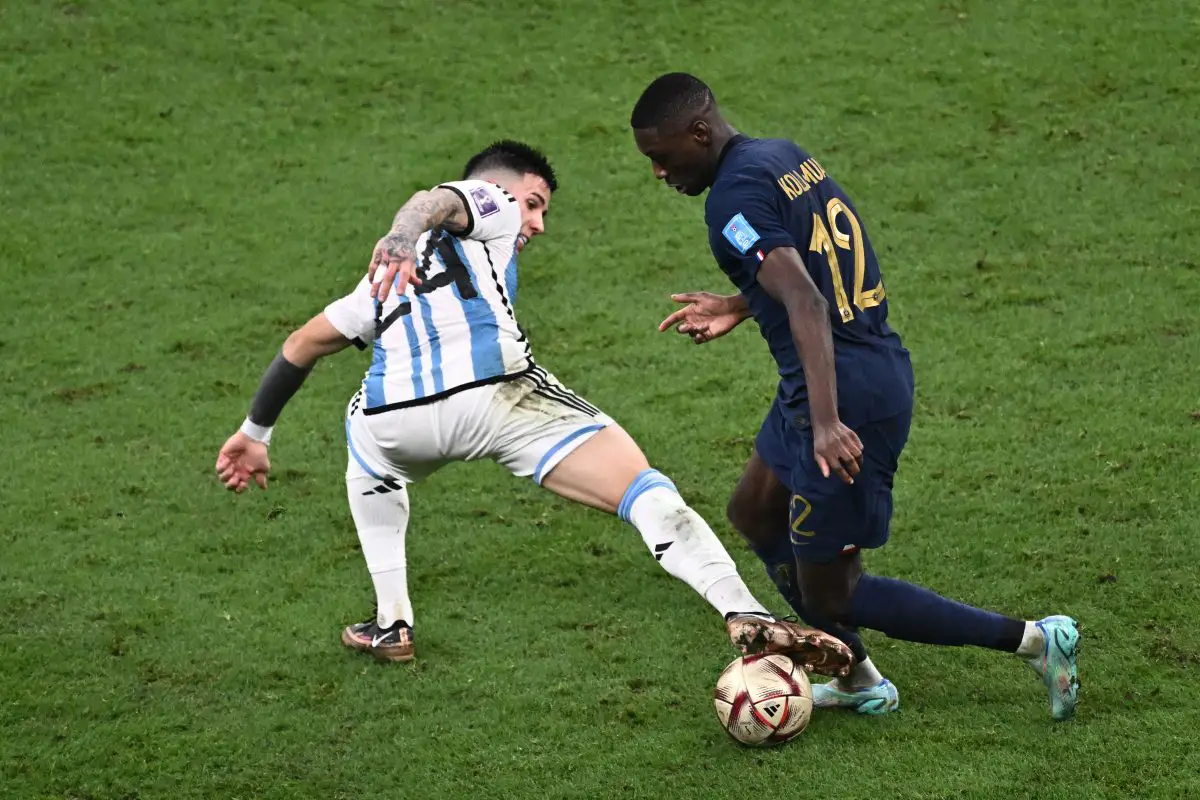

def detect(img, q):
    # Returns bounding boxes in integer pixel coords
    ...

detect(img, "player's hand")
[726,615,854,678]
[367,232,423,303]
[812,420,863,485]
[658,292,745,344]
[215,431,271,493]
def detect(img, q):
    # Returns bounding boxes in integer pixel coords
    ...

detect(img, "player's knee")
[616,468,680,524]
[725,491,749,532]
[726,489,776,548]
[541,425,650,513]
[725,485,758,532]
[726,456,789,547]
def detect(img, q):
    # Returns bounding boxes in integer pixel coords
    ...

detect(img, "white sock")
[347,474,414,628]
[843,657,885,689]
[1016,621,1044,659]
[624,478,768,619]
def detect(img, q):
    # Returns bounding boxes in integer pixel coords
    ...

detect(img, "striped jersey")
[324,179,532,414]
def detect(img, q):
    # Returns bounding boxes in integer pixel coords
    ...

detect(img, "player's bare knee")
[725,487,778,549]
[542,425,649,512]
[725,490,751,533]
[726,452,790,547]
[725,469,762,526]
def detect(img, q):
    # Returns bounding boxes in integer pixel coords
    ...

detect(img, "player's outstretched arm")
[755,247,863,485]
[369,188,470,302]
[215,314,351,493]
[658,292,751,344]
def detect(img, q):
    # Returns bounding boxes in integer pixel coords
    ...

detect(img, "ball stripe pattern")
[713,653,813,747]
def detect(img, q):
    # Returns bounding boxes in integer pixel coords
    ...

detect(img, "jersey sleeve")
[323,276,376,350]
[707,173,795,274]
[437,179,521,244]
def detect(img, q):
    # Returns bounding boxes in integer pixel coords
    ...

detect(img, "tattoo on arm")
[382,189,469,262]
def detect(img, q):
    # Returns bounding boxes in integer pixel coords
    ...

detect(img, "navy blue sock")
[798,599,870,663]
[848,575,1024,652]
[748,537,869,662]
[746,536,805,614]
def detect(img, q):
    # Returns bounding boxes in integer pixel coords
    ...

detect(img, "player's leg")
[486,368,854,673]
[539,423,772,619]
[725,450,799,610]
[737,404,874,670]
[801,551,1079,719]
[794,411,1080,719]
[794,550,897,713]
[339,392,443,663]
[491,369,767,617]
[342,463,416,662]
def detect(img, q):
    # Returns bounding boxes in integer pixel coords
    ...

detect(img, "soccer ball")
[713,653,813,747]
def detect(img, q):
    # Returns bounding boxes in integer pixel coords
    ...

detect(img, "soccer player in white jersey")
[215,141,852,674]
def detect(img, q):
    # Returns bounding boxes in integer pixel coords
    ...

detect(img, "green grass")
[3,0,1199,797]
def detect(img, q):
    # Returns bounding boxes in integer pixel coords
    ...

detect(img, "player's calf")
[805,567,1082,720]
[542,427,775,627]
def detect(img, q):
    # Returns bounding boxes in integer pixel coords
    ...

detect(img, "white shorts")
[344,364,613,486]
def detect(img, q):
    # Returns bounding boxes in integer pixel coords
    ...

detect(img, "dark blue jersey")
[705,135,912,427]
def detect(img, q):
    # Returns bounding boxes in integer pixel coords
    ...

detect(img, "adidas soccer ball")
[713,653,813,747]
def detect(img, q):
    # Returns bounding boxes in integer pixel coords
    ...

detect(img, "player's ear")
[690,119,711,146]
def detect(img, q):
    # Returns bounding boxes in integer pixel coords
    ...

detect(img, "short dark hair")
[462,140,558,192]
[630,72,714,130]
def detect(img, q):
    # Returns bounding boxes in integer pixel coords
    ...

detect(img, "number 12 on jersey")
[808,199,885,323]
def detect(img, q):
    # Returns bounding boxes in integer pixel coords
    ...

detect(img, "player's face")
[633,123,712,197]
[505,172,553,253]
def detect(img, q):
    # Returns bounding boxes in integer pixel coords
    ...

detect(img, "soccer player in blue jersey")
[630,73,1080,720]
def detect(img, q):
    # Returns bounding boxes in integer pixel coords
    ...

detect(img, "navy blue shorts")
[754,400,912,563]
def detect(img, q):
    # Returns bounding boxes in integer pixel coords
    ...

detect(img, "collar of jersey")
[714,133,750,175]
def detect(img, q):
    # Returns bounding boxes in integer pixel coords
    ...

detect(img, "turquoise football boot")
[1028,615,1081,721]
[812,678,900,715]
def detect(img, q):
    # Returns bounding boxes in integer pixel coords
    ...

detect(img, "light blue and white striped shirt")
[325,180,529,413]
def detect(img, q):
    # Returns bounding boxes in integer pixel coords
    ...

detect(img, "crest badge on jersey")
[470,186,500,218]
[722,213,760,254]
